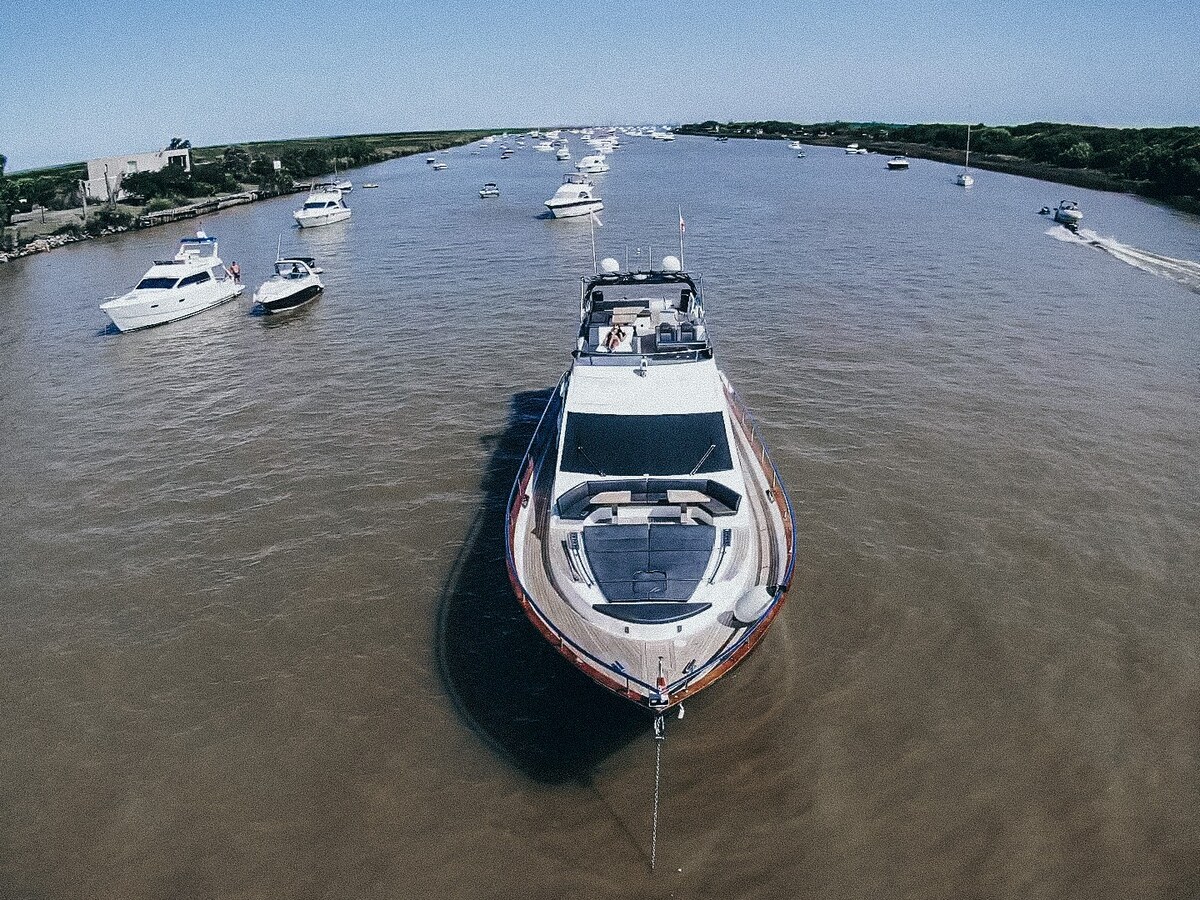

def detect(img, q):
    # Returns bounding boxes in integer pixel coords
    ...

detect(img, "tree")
[221,145,252,179]
[1061,141,1093,168]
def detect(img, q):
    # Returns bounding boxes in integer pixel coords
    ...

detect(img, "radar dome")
[661,255,682,272]
[599,257,620,274]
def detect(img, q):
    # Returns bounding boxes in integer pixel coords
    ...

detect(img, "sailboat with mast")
[956,124,975,187]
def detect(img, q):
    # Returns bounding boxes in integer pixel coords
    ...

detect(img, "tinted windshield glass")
[561,412,732,476]
[136,277,179,289]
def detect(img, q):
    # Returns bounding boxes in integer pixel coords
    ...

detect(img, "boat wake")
[1048,226,1200,294]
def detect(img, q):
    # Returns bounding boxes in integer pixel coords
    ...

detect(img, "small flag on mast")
[679,211,685,235]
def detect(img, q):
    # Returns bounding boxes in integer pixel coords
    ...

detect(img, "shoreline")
[0,130,497,265]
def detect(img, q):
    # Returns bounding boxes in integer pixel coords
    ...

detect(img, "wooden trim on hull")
[503,377,798,711]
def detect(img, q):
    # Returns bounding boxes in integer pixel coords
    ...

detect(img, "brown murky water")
[1,137,1198,899]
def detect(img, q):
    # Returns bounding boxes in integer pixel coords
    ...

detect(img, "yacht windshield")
[136,277,179,290]
[561,412,732,476]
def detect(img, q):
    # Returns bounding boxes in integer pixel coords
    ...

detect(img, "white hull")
[956,173,974,186]
[102,283,245,332]
[545,199,604,219]
[294,207,351,228]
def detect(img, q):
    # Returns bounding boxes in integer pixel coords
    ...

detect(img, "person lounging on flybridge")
[575,257,712,362]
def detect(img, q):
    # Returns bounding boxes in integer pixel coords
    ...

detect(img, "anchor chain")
[650,713,666,872]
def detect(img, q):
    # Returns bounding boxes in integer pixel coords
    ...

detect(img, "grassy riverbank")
[681,120,1200,213]
[1,129,500,259]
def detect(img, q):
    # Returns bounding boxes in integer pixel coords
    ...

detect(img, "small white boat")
[544,172,603,218]
[796,150,806,158]
[650,130,676,141]
[886,156,910,170]
[293,186,351,228]
[362,183,380,189]
[431,161,448,171]
[100,232,244,332]
[479,182,500,199]
[556,146,571,161]
[788,140,802,150]
[426,156,437,164]
[575,154,610,174]
[506,256,796,710]
[253,256,324,314]
[1053,200,1083,228]
[501,149,515,159]
[956,124,975,186]
[535,140,554,152]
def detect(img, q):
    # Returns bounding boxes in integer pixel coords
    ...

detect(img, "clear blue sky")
[2,0,1196,171]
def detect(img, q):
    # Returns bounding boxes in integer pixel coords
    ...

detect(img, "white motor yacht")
[293,186,351,228]
[788,140,802,150]
[556,146,572,161]
[886,156,910,170]
[253,256,324,314]
[431,161,448,171]
[535,140,555,152]
[100,232,245,332]
[479,182,500,199]
[506,257,796,710]
[575,154,610,174]
[650,130,676,141]
[544,173,603,218]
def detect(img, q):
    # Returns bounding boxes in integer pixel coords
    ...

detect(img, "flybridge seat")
[557,478,740,520]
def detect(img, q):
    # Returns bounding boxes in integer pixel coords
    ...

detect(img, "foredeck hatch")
[583,523,715,602]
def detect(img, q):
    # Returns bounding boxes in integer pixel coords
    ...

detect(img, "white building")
[82,146,191,201]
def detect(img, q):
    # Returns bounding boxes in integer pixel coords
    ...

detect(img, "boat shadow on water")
[435,389,651,784]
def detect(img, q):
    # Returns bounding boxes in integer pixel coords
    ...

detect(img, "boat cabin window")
[136,276,180,290]
[303,200,332,210]
[177,270,212,287]
[562,412,733,476]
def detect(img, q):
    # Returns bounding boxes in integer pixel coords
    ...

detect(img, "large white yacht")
[506,257,796,710]
[544,173,603,219]
[575,154,610,174]
[293,185,351,228]
[100,232,245,332]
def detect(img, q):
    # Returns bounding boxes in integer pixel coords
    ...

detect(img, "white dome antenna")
[600,257,620,274]
[661,255,682,272]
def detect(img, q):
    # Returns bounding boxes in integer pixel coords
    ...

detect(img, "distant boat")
[956,124,975,187]
[544,172,603,218]
[575,154,610,174]
[788,140,802,150]
[556,146,571,161]
[362,183,379,189]
[479,182,500,199]
[845,143,868,155]
[426,156,437,165]
[886,156,910,170]
[795,150,806,158]
[1053,199,1083,228]
[293,186,351,228]
[431,161,448,171]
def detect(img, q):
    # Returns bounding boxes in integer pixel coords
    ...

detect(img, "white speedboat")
[293,186,351,228]
[506,257,796,710]
[956,123,975,186]
[535,140,555,152]
[575,154,610,174]
[544,173,603,218]
[556,146,572,161]
[886,156,910,170]
[333,179,352,192]
[253,256,324,314]
[650,130,675,141]
[431,161,448,171]
[1053,200,1083,228]
[788,140,802,150]
[479,182,500,199]
[100,232,245,332]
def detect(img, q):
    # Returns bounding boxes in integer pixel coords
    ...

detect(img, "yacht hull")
[294,208,352,228]
[256,283,323,313]
[101,284,245,332]
[505,377,796,710]
[545,200,604,219]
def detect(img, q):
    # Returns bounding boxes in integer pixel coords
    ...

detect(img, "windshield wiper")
[575,444,606,476]
[689,443,717,475]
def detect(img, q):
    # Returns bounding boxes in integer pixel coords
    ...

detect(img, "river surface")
[1,135,1198,900]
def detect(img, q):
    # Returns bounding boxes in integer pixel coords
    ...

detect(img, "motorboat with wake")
[505,256,796,710]
[293,185,351,228]
[100,231,245,332]
[1053,200,1083,229]
[544,173,603,219]
[253,256,323,314]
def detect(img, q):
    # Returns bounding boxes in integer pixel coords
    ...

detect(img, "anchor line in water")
[650,713,665,872]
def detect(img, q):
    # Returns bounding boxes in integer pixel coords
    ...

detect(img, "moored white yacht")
[575,153,610,174]
[253,256,323,314]
[556,146,572,161]
[886,156,910,170]
[293,185,351,228]
[544,173,603,218]
[100,232,245,332]
[506,257,796,710]
[479,182,500,198]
